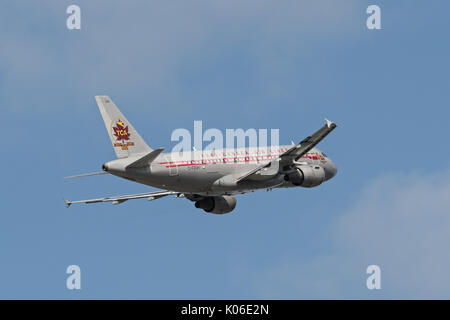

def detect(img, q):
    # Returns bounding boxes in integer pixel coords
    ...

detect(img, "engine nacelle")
[284,165,325,188]
[195,195,237,214]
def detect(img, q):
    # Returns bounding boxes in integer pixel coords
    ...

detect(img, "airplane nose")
[324,160,337,181]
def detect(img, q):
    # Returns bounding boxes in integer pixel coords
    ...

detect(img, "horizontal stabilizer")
[126,148,165,169]
[64,171,108,179]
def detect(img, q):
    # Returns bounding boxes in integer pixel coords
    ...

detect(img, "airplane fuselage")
[65,96,338,213]
[103,145,337,196]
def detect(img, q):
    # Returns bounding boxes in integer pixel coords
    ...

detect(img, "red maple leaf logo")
[112,120,130,141]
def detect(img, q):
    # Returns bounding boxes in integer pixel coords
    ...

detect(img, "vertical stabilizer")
[95,96,152,158]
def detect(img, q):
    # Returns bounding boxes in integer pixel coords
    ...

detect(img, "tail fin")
[95,95,152,158]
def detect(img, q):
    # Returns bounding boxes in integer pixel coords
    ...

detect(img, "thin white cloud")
[0,0,364,111]
[253,169,450,299]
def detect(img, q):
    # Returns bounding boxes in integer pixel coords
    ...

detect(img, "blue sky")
[1,0,450,299]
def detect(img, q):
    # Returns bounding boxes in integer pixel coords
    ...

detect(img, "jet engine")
[195,195,237,214]
[284,165,325,188]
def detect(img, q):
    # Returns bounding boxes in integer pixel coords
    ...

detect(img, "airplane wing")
[237,119,337,182]
[64,190,180,208]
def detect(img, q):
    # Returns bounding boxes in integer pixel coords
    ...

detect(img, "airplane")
[64,96,337,214]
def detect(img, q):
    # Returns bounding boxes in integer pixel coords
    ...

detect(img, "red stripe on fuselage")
[157,152,321,168]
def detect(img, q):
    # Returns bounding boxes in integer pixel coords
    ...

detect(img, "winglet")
[64,199,72,208]
[325,118,334,128]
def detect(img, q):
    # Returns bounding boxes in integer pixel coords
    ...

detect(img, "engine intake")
[195,195,237,214]
[284,165,325,188]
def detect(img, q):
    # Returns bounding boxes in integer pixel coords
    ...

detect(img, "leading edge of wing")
[236,118,337,182]
[64,190,180,208]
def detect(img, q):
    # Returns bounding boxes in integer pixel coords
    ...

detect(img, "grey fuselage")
[103,146,337,196]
